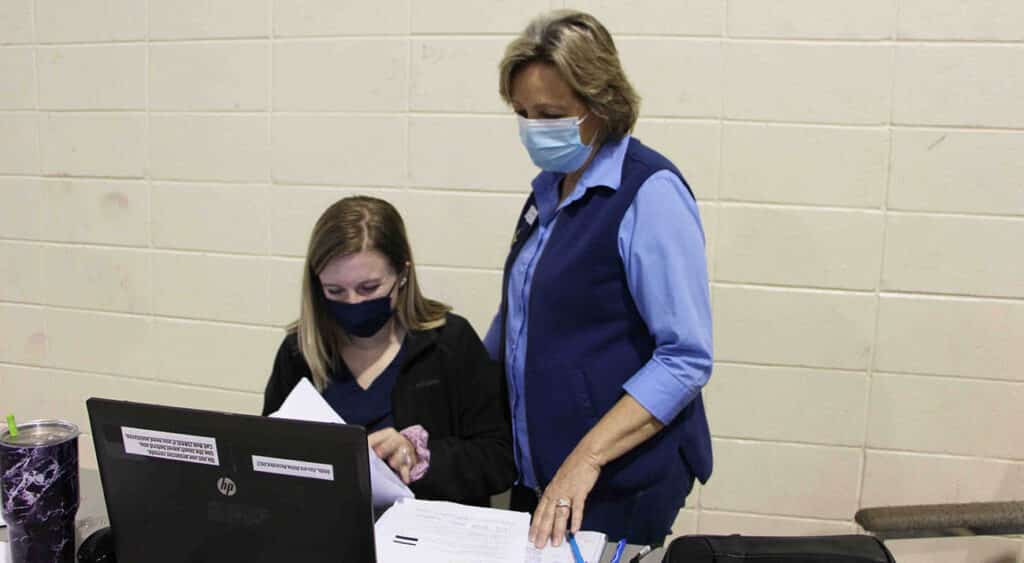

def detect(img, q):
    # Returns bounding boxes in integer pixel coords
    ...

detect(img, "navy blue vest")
[501,138,713,496]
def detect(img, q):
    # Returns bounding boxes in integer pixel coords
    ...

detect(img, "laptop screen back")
[87,398,375,563]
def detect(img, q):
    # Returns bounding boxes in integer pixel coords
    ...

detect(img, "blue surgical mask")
[517,114,592,173]
[326,281,399,338]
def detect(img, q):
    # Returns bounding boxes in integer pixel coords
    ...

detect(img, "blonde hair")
[293,196,450,391]
[498,10,640,141]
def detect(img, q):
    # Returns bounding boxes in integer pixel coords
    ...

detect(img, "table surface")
[2,469,665,562]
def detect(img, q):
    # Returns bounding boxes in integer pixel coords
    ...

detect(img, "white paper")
[525,531,606,563]
[0,540,8,563]
[269,378,414,509]
[0,512,5,527]
[375,499,530,563]
[375,499,607,563]
[121,426,219,466]
[252,454,334,481]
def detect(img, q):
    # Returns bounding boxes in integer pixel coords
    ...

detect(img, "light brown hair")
[498,10,641,141]
[293,196,449,390]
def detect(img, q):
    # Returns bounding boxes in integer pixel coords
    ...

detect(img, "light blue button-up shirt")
[483,134,713,489]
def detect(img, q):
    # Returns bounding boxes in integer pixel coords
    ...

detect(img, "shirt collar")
[529,134,632,226]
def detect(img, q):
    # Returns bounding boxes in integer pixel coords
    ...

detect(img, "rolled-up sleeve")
[619,170,713,425]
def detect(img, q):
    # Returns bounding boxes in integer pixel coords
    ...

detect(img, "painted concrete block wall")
[1,2,1021,560]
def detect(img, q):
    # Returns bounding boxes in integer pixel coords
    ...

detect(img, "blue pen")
[566,532,586,563]
[609,539,627,563]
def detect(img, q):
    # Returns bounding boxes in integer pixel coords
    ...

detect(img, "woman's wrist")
[576,395,665,469]
[575,436,608,470]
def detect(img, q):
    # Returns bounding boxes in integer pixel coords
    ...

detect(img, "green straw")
[6,414,17,438]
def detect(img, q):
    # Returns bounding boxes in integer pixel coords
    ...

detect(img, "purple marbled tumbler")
[0,420,80,563]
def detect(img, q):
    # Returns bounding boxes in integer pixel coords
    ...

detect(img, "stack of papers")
[375,499,607,563]
[269,378,414,509]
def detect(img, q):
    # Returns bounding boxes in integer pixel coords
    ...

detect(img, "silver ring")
[555,498,571,509]
[401,448,411,467]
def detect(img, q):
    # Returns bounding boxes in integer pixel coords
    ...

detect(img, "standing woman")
[263,196,516,506]
[484,10,713,547]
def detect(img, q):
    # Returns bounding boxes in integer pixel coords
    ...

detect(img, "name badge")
[524,206,538,226]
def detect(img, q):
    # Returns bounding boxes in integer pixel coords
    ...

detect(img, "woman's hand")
[529,449,602,549]
[368,427,418,484]
[529,394,667,548]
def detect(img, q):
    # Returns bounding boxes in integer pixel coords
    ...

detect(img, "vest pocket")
[568,368,598,424]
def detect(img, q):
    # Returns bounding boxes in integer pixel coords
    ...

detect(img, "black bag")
[664,534,896,563]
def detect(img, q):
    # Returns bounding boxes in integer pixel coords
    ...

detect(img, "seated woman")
[261,196,516,506]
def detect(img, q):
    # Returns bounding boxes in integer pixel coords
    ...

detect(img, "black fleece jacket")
[261,313,516,507]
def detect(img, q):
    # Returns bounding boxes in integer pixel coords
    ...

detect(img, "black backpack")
[664,534,896,563]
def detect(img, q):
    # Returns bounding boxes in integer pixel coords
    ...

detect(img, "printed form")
[375,499,606,563]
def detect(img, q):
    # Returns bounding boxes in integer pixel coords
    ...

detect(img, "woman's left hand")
[368,427,418,484]
[530,448,602,549]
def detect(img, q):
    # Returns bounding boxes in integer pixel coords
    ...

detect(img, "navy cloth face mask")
[326,281,398,338]
[517,114,593,173]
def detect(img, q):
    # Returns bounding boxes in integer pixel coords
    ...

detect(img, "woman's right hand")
[368,427,418,484]
[530,447,602,548]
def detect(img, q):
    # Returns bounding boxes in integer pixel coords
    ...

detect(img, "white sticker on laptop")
[122,427,220,466]
[252,455,335,481]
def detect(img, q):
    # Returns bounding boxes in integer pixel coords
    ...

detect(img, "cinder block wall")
[1,2,1021,561]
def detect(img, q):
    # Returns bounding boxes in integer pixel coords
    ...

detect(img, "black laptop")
[87,398,375,563]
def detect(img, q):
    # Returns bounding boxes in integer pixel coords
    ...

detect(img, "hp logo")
[217,477,237,497]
